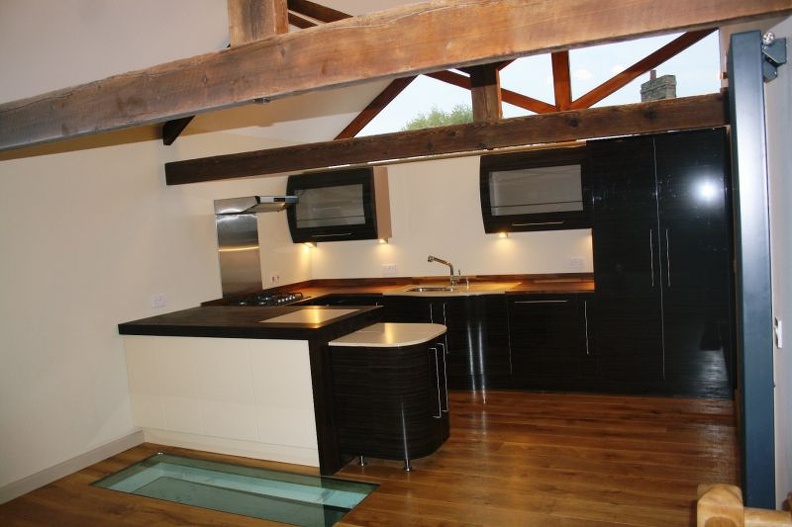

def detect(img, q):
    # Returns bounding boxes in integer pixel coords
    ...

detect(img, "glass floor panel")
[92,453,376,526]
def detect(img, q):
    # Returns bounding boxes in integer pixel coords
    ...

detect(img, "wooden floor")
[0,390,739,527]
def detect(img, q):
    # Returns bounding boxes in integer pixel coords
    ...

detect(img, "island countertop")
[329,322,447,347]
[118,305,382,339]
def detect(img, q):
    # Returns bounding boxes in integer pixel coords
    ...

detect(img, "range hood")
[214,195,298,215]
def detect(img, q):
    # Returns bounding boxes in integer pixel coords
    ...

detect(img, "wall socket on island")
[381,263,398,277]
[149,293,167,308]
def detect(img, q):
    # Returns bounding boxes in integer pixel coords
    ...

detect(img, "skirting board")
[0,429,144,504]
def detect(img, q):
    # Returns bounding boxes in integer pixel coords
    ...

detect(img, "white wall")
[310,156,592,280]
[767,15,792,507]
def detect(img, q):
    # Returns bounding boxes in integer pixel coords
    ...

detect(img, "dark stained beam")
[165,93,727,184]
[161,116,194,145]
[1,0,787,152]
[570,29,716,109]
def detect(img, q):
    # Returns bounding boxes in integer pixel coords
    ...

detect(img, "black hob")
[231,291,305,306]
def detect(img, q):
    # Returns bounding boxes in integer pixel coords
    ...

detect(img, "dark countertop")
[281,273,594,300]
[118,305,382,339]
[119,274,593,340]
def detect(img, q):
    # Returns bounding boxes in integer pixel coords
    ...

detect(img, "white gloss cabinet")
[123,335,319,467]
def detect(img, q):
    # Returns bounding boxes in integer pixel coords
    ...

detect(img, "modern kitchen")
[1,1,791,526]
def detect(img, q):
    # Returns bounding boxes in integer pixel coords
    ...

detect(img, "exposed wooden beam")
[570,28,716,109]
[466,65,503,121]
[162,1,288,145]
[229,0,289,46]
[551,51,573,111]
[165,93,727,184]
[335,77,417,139]
[1,0,788,152]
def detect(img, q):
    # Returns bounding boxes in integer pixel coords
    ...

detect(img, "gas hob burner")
[234,291,305,306]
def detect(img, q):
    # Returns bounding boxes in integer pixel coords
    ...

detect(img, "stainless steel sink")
[406,286,457,292]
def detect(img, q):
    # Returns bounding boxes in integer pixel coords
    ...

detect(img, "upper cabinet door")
[286,166,391,243]
[589,134,660,299]
[479,144,592,233]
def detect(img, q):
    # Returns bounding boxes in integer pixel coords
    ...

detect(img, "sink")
[407,286,457,292]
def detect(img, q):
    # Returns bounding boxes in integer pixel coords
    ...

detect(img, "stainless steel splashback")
[216,212,262,297]
[214,196,296,298]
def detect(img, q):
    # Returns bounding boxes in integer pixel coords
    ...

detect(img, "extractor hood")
[214,195,298,215]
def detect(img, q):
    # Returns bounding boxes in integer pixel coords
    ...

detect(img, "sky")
[359,32,722,136]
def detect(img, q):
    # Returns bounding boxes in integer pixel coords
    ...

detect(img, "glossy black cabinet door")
[383,295,510,390]
[654,129,734,396]
[508,293,595,389]
[591,128,733,396]
[590,135,665,382]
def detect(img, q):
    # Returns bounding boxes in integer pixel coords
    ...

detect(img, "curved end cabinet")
[328,323,449,471]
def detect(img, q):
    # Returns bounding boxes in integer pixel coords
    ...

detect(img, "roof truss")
[0,0,787,154]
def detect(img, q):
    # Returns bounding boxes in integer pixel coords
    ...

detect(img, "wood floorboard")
[0,390,739,527]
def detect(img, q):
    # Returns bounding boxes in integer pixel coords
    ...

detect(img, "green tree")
[401,104,473,131]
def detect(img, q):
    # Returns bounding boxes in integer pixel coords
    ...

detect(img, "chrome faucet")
[428,255,459,286]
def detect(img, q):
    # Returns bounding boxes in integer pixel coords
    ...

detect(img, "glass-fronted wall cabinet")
[286,166,391,243]
[479,143,591,233]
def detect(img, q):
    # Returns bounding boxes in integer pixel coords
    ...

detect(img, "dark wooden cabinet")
[383,295,510,390]
[508,293,595,390]
[590,127,734,397]
[329,340,449,469]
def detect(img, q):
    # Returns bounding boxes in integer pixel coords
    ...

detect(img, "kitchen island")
[119,305,382,474]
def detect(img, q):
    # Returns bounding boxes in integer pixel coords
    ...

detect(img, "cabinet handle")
[436,342,449,412]
[649,229,656,288]
[583,300,590,356]
[513,299,569,304]
[430,347,442,419]
[313,232,352,238]
[665,228,671,288]
[511,221,564,227]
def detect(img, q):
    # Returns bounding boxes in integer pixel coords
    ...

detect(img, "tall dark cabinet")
[590,127,734,397]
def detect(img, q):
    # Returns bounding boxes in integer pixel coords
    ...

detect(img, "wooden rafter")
[335,77,417,139]
[551,51,573,111]
[1,0,788,153]
[287,0,348,23]
[570,28,717,109]
[164,93,727,184]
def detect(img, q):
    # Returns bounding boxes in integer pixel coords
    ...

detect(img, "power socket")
[150,293,167,308]
[381,263,398,277]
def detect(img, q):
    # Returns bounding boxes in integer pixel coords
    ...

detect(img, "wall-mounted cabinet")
[480,144,591,233]
[286,166,391,243]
